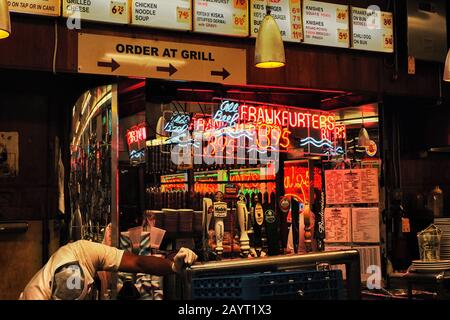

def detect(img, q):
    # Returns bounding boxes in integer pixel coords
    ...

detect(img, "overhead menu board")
[351,6,394,53]
[193,0,249,37]
[131,0,192,31]
[62,0,129,24]
[303,0,349,48]
[8,0,60,16]
[325,168,379,205]
[250,0,303,42]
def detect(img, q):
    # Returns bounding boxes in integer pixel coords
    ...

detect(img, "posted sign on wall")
[62,0,129,24]
[303,0,349,48]
[131,0,192,31]
[352,6,394,53]
[78,33,247,85]
[250,0,302,42]
[193,0,249,37]
[8,0,60,16]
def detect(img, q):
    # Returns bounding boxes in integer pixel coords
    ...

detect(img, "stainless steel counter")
[176,249,361,300]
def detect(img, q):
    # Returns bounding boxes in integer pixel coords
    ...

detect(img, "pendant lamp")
[0,0,10,39]
[358,111,371,148]
[254,5,285,69]
[444,49,450,82]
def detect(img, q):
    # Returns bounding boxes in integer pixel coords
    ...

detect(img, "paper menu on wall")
[325,169,379,204]
[351,207,380,243]
[324,207,351,243]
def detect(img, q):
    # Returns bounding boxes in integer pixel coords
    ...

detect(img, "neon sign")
[161,174,188,192]
[164,113,191,133]
[240,105,335,131]
[284,165,322,204]
[126,123,147,147]
[212,100,240,127]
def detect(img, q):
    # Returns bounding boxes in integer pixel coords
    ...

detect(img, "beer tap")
[202,198,213,260]
[237,200,250,257]
[213,192,227,258]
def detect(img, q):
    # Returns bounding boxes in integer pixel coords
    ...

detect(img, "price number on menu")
[382,13,393,28]
[292,30,302,40]
[336,8,348,22]
[233,13,247,29]
[233,0,247,10]
[291,7,301,15]
[338,29,349,43]
[383,33,393,49]
[177,7,190,24]
[110,1,125,16]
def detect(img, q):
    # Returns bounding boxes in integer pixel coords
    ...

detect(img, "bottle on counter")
[427,186,444,218]
[117,276,140,300]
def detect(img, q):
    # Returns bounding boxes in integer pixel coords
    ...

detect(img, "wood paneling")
[0,220,43,300]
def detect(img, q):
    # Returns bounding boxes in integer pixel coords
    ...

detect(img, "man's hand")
[172,247,198,273]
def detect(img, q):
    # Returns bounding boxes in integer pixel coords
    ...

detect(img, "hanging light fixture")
[358,111,371,148]
[444,49,450,82]
[0,0,11,39]
[254,3,285,69]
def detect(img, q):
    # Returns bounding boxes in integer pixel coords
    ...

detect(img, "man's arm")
[118,247,198,275]
[118,252,174,275]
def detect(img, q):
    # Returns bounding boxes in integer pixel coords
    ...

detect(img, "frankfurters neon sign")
[239,105,336,131]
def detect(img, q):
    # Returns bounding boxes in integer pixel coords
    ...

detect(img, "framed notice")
[325,168,379,205]
[0,132,19,178]
[193,0,249,37]
[351,6,394,53]
[303,0,349,48]
[351,207,380,243]
[8,0,60,16]
[324,207,351,243]
[131,0,192,31]
[250,0,302,42]
[62,0,129,24]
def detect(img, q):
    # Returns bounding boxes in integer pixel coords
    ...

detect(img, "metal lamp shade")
[255,15,285,69]
[0,0,10,39]
[444,49,450,82]
[358,127,371,147]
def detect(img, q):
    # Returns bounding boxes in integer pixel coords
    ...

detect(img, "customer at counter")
[19,240,197,300]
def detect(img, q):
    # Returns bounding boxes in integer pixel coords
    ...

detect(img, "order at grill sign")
[213,202,228,218]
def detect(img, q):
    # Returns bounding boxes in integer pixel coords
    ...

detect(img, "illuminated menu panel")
[62,0,129,24]
[193,0,249,37]
[351,6,394,53]
[250,0,302,42]
[303,0,349,48]
[8,0,60,16]
[131,0,192,31]
[161,173,188,192]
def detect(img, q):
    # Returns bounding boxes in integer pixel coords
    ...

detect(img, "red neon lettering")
[327,115,336,131]
[319,115,327,129]
[297,113,306,128]
[248,106,257,122]
[281,111,289,127]
[257,107,265,123]
[305,113,312,128]
[312,114,320,129]
[240,104,248,122]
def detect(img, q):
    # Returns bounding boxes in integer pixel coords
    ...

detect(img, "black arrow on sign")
[157,64,178,76]
[97,59,120,72]
[210,68,230,80]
